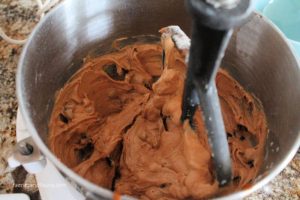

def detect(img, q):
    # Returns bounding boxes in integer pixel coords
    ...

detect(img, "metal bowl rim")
[16,1,300,199]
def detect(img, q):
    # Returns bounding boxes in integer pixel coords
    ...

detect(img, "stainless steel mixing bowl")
[17,0,300,199]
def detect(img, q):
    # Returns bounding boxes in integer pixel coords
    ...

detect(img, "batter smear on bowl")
[49,27,268,199]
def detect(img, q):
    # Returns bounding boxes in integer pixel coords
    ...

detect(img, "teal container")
[254,0,270,12]
[263,0,300,56]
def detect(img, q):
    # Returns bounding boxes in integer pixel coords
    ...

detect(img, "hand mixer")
[181,0,253,186]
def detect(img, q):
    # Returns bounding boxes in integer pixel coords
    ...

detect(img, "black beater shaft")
[182,0,253,186]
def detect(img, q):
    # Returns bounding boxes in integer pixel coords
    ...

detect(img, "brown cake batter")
[49,27,268,199]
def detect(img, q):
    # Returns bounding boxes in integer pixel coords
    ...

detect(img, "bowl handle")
[8,137,47,174]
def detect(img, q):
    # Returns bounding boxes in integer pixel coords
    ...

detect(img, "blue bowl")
[263,0,300,57]
[254,0,271,12]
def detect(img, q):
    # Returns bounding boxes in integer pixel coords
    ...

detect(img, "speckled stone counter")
[0,1,40,199]
[0,1,299,200]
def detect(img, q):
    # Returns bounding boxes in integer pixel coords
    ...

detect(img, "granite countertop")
[0,1,299,200]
